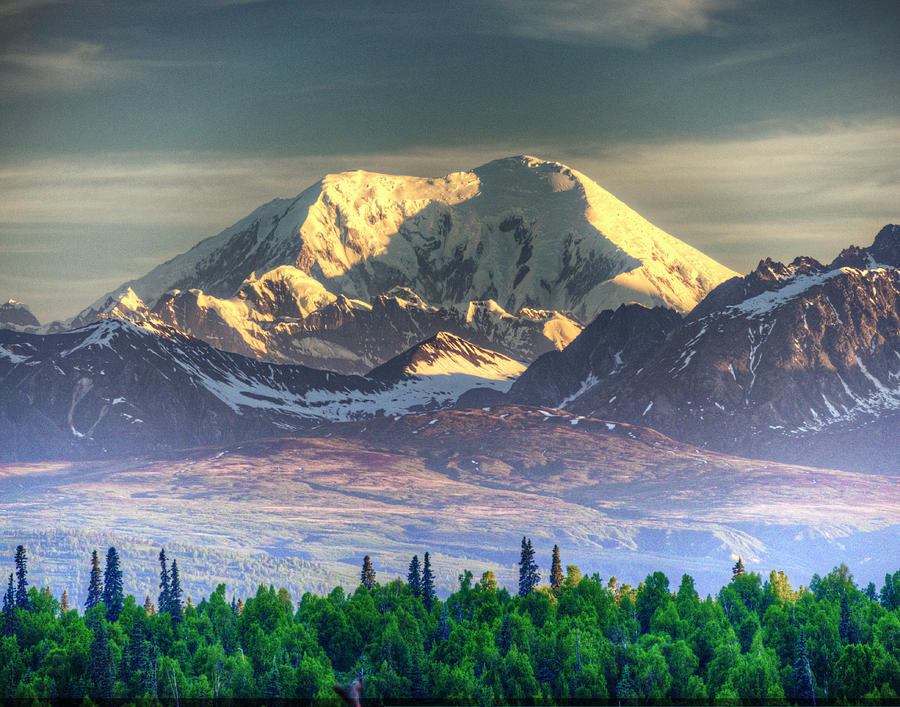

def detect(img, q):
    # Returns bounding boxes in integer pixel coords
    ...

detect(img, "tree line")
[3,540,900,704]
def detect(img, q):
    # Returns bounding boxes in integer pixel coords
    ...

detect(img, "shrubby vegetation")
[2,541,900,704]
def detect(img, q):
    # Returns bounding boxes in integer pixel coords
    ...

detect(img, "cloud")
[488,0,737,47]
[0,40,131,97]
[0,0,63,17]
[555,119,899,266]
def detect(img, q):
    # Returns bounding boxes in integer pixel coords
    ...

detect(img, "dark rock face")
[0,319,386,461]
[829,224,900,270]
[504,304,681,408]
[509,226,900,474]
[0,319,527,462]
[0,301,40,328]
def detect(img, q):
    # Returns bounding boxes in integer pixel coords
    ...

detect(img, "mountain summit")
[89,155,735,320]
[28,156,737,373]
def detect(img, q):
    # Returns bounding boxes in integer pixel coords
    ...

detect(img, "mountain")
[506,226,900,473]
[505,303,682,408]
[0,320,521,461]
[58,155,735,369]
[0,300,40,329]
[4,405,899,599]
[369,331,525,381]
[147,281,581,374]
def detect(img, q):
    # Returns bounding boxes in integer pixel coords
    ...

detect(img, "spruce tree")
[169,558,183,623]
[60,589,69,614]
[793,627,816,704]
[407,555,421,597]
[14,545,28,608]
[732,557,746,580]
[421,552,436,610]
[360,555,376,590]
[518,537,539,597]
[89,620,113,698]
[158,549,170,615]
[144,595,155,615]
[839,593,856,644]
[85,550,103,611]
[103,546,124,622]
[550,544,564,594]
[2,574,15,637]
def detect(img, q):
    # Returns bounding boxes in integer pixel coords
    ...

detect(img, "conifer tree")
[732,557,745,580]
[421,552,436,610]
[85,550,103,611]
[169,558,183,623]
[518,537,539,597]
[617,663,638,705]
[14,545,28,608]
[103,546,124,622]
[89,620,113,698]
[407,555,421,597]
[550,544,564,594]
[158,549,170,615]
[144,595,155,615]
[60,589,69,614]
[839,593,856,644]
[360,555,376,590]
[2,574,15,637]
[440,604,449,640]
[236,598,244,615]
[793,627,815,704]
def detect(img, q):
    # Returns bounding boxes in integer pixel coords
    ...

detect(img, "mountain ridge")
[504,226,900,473]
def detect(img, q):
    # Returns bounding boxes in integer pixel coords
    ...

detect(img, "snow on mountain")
[116,276,579,374]
[47,155,735,372]
[509,226,900,474]
[82,155,735,326]
[505,304,681,409]
[0,319,526,460]
[371,331,525,381]
[0,299,41,329]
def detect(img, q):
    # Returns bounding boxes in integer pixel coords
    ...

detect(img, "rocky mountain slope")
[34,156,733,370]
[130,282,578,374]
[506,226,900,473]
[0,320,523,461]
[0,300,40,329]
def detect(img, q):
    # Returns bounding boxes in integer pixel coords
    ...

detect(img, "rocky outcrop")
[508,226,900,473]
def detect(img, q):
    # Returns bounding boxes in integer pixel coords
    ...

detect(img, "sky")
[0,0,898,322]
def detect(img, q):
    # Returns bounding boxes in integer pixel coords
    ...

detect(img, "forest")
[3,540,900,705]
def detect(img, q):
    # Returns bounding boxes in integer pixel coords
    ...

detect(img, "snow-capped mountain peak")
[83,155,736,324]
[370,331,526,381]
[0,299,40,329]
